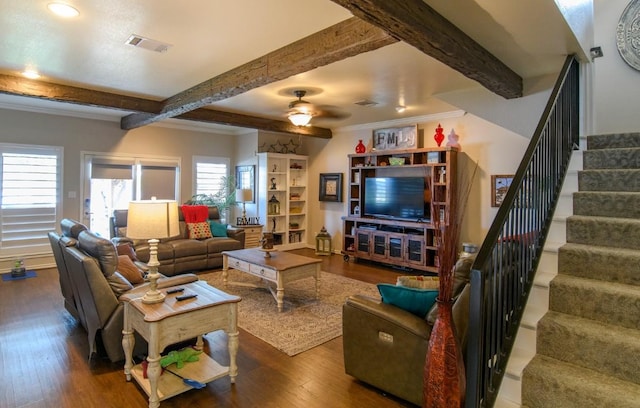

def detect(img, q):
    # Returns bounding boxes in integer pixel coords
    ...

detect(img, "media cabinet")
[342,147,458,272]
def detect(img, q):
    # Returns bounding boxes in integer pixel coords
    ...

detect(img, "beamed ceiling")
[0,0,585,137]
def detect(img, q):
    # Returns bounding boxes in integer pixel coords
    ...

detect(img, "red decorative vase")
[355,139,366,153]
[423,299,466,408]
[434,124,445,147]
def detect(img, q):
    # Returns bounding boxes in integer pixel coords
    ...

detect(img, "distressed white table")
[122,281,240,408]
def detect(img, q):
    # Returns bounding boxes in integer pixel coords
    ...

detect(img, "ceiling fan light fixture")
[288,112,313,127]
[47,3,80,18]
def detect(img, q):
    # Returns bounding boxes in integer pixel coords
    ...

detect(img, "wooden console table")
[122,281,241,408]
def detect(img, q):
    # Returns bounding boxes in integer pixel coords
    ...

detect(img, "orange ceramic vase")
[423,299,466,408]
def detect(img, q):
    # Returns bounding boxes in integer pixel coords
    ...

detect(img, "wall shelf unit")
[257,152,308,250]
[342,147,458,272]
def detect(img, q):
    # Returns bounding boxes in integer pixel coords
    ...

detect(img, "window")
[83,154,180,237]
[0,143,62,257]
[193,156,230,220]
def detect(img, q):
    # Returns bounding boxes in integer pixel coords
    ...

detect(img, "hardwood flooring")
[0,249,418,408]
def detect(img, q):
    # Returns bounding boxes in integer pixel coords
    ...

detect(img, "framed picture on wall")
[319,173,343,202]
[235,165,255,202]
[491,174,514,207]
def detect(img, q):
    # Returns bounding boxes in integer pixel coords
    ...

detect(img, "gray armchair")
[342,256,473,406]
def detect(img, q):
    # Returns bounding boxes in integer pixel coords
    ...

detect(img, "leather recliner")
[50,219,199,362]
[342,256,473,406]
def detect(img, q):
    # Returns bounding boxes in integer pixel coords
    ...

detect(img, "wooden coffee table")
[222,249,322,312]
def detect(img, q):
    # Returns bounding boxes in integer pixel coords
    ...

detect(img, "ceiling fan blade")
[315,105,351,120]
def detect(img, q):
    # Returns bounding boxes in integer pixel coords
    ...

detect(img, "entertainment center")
[342,147,458,272]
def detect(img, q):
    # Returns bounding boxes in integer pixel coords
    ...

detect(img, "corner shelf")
[257,153,308,250]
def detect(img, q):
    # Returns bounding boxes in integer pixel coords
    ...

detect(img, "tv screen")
[364,177,426,221]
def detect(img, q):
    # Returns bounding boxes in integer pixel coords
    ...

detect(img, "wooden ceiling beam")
[120,17,397,130]
[0,74,332,138]
[330,0,523,99]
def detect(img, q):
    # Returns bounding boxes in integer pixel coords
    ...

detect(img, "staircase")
[521,133,640,407]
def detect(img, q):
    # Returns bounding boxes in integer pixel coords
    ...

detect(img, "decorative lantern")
[268,195,280,215]
[315,226,332,256]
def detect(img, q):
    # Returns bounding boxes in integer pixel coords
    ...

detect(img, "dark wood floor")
[0,249,418,408]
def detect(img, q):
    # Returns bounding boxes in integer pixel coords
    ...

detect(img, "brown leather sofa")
[110,206,245,276]
[342,256,473,406]
[49,219,198,362]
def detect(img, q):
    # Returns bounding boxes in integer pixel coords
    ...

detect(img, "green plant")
[185,175,237,214]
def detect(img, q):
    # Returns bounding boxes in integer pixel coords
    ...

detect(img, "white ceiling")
[0,0,587,134]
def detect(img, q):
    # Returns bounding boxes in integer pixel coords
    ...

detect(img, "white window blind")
[194,156,229,197]
[1,144,62,257]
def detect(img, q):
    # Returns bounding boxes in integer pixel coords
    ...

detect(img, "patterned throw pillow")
[187,221,213,239]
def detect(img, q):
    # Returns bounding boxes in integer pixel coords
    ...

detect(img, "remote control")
[166,287,184,294]
[176,294,198,301]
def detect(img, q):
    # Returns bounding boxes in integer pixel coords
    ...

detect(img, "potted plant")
[185,175,236,222]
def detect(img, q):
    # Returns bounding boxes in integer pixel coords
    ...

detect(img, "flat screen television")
[364,177,427,221]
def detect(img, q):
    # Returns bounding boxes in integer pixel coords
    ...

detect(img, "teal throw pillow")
[377,283,439,318]
[208,221,228,237]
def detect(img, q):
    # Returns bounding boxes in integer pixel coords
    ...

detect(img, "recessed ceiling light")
[22,69,40,79]
[47,3,80,18]
[395,105,406,113]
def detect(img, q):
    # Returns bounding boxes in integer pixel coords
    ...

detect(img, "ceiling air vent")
[125,34,172,53]
[355,100,379,107]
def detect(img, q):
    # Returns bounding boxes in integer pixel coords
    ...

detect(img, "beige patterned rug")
[200,269,379,356]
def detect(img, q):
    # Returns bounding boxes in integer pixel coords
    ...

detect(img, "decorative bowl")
[389,157,406,166]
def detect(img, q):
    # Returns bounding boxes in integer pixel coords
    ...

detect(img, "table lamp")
[127,199,179,304]
[236,188,253,219]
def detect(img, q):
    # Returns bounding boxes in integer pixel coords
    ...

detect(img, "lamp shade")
[288,112,312,126]
[127,199,179,239]
[236,188,253,203]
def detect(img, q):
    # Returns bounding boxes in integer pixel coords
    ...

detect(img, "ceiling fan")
[286,89,350,126]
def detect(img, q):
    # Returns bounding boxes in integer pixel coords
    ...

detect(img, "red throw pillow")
[116,243,139,262]
[117,255,144,284]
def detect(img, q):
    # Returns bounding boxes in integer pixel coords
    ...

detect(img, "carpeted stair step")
[536,311,640,384]
[549,274,640,329]
[558,243,640,286]
[578,168,640,191]
[522,354,640,408]
[573,191,640,218]
[583,147,640,170]
[587,132,640,149]
[566,215,640,250]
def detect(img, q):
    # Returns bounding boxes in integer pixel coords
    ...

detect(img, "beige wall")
[0,109,237,222]
[303,115,530,254]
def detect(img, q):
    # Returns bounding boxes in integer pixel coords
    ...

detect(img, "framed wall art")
[319,173,343,202]
[372,125,418,151]
[235,165,255,202]
[491,174,514,207]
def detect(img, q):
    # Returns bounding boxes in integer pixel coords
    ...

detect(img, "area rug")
[200,269,379,356]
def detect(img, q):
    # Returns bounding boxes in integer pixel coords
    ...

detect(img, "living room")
[2,1,640,407]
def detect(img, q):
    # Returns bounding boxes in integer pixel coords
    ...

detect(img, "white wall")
[593,0,640,133]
